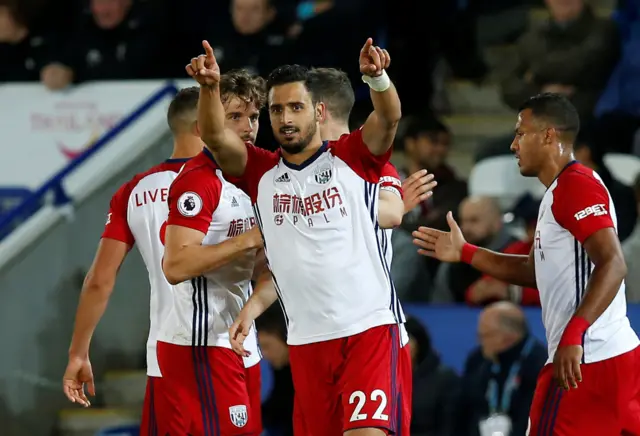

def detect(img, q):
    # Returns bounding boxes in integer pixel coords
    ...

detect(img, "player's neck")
[281,135,324,165]
[539,153,575,187]
[322,123,350,141]
[170,136,203,160]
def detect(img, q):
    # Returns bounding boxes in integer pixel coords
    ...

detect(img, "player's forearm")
[469,248,537,288]
[244,272,278,320]
[198,86,247,176]
[575,258,627,324]
[363,81,401,155]
[370,81,401,128]
[377,192,404,229]
[68,279,114,358]
[163,233,257,285]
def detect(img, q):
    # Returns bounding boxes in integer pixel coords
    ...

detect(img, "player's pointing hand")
[186,40,221,86]
[412,211,465,262]
[360,38,391,77]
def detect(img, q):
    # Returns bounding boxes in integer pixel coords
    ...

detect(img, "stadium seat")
[469,155,546,209]
[604,153,640,186]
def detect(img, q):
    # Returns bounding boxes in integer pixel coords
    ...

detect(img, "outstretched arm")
[465,245,537,289]
[187,40,248,177]
[413,212,537,288]
[359,38,402,155]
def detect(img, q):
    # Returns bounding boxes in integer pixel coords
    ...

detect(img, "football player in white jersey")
[189,38,408,436]
[62,87,203,428]
[157,70,266,436]
[229,67,437,434]
[414,93,640,435]
[62,79,267,434]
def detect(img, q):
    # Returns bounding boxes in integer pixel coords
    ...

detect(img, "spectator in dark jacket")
[501,0,619,121]
[405,317,460,436]
[45,0,168,88]
[256,304,294,436]
[455,302,547,436]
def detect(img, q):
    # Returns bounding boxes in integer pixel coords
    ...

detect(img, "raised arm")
[359,38,402,155]
[413,212,537,288]
[186,40,248,177]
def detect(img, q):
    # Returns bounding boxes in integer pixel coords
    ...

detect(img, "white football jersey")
[156,149,261,367]
[535,161,639,363]
[103,159,188,377]
[234,129,406,346]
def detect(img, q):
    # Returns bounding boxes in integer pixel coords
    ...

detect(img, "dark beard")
[279,122,317,155]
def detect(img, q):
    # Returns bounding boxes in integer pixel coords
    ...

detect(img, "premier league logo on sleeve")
[229,405,248,428]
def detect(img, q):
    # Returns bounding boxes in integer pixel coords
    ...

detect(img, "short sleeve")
[379,162,403,198]
[329,128,392,183]
[167,168,221,234]
[551,171,615,244]
[226,143,280,202]
[102,182,135,246]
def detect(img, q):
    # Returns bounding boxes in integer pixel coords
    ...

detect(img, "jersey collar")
[281,141,328,171]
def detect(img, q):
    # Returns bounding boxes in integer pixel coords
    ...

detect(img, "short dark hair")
[219,69,267,110]
[266,64,321,104]
[518,93,580,142]
[167,86,200,133]
[308,67,355,122]
[403,115,450,141]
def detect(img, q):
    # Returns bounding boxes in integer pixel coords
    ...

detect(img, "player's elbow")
[385,209,403,228]
[82,271,115,296]
[611,254,628,282]
[162,257,183,285]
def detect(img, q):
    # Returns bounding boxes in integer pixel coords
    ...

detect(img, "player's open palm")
[186,40,220,86]
[412,211,465,262]
[360,38,391,77]
[402,169,436,214]
[63,356,95,407]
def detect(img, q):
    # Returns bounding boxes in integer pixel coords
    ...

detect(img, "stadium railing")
[0,83,179,242]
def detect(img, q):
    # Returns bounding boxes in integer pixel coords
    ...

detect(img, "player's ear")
[315,102,326,122]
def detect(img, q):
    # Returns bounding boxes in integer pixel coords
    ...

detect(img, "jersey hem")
[286,313,400,346]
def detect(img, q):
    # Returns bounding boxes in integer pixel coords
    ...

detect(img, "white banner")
[0,80,191,190]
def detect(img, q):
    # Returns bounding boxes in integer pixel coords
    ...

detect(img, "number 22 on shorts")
[349,389,389,422]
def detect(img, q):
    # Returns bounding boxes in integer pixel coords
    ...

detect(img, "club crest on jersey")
[229,405,248,428]
[177,192,202,217]
[313,164,332,184]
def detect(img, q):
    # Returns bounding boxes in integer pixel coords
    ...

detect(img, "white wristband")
[362,70,391,92]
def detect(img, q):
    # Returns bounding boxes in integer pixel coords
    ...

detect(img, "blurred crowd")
[4,0,640,434]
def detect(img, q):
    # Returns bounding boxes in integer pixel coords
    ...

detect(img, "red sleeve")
[227,143,280,203]
[551,171,615,244]
[167,168,221,234]
[379,162,403,199]
[329,128,393,183]
[101,182,135,246]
